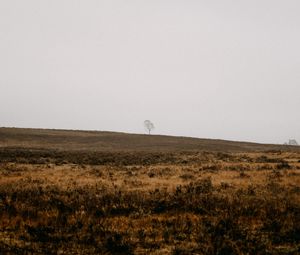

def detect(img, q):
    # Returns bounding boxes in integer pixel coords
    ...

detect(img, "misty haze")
[1,1,300,254]
[1,1,299,144]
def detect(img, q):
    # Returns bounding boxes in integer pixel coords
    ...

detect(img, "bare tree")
[144,120,154,135]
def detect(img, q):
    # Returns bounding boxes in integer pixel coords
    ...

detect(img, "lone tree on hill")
[144,120,155,135]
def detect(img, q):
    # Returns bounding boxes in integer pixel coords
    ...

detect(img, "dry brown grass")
[1,128,300,254]
[1,148,300,254]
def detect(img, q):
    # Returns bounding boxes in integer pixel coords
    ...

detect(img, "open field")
[1,127,300,152]
[1,128,300,254]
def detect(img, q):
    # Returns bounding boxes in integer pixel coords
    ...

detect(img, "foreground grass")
[0,150,300,254]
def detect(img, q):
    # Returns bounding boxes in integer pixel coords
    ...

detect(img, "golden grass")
[1,150,300,254]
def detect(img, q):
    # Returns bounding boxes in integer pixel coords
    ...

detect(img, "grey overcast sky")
[0,1,299,144]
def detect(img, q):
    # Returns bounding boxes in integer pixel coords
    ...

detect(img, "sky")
[0,0,299,144]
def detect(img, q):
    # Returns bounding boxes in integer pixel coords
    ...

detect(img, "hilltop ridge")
[0,127,298,152]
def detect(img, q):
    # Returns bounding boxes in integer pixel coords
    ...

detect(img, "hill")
[1,127,300,254]
[0,127,298,152]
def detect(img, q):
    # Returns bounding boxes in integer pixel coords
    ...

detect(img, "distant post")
[144,120,155,135]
